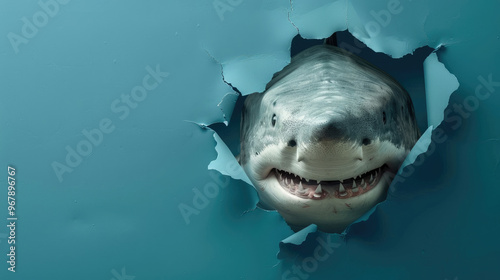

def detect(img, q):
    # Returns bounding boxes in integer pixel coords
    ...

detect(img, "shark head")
[239,45,420,233]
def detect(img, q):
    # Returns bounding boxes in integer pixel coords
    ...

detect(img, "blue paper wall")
[0,0,499,279]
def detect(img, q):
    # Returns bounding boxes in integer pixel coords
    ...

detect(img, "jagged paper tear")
[208,37,441,239]
[424,52,460,127]
[202,0,499,279]
[3,0,498,279]
[208,130,252,186]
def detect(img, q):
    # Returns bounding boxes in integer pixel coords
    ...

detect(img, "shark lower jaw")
[270,164,389,200]
[245,151,401,232]
[255,166,394,233]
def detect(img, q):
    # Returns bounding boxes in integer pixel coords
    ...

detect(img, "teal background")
[0,0,499,279]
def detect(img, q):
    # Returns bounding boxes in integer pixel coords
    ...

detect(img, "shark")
[239,44,420,233]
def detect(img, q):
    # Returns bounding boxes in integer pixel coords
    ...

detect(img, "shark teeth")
[274,165,386,200]
[339,183,347,196]
[297,182,308,195]
[315,184,322,194]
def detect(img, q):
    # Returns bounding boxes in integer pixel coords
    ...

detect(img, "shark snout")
[283,115,375,151]
[312,118,373,145]
[277,116,378,179]
[294,139,363,164]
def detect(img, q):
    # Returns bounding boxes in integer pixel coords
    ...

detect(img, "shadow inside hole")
[211,31,431,156]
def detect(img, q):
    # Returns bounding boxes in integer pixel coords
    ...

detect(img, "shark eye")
[271,114,277,127]
[382,111,387,124]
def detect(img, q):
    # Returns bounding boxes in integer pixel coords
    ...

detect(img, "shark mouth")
[273,165,389,200]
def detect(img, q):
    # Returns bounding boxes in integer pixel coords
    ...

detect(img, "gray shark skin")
[240,45,420,233]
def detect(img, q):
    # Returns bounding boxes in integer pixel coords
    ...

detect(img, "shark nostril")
[362,138,371,145]
[288,139,297,147]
